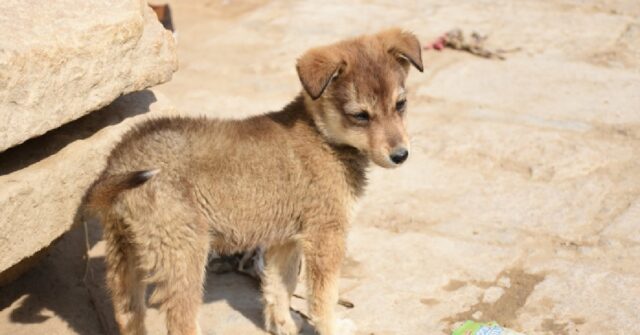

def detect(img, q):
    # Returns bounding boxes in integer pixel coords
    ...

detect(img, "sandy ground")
[2,0,640,334]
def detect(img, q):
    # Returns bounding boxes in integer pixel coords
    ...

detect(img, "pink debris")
[425,35,446,51]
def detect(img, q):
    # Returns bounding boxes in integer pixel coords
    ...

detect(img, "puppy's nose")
[389,148,409,164]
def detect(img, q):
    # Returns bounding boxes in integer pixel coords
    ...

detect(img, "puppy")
[84,28,422,335]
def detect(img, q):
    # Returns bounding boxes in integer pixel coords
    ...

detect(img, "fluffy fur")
[84,28,422,335]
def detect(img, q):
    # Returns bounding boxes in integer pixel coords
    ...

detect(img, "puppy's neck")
[271,94,369,198]
[330,142,369,199]
[303,93,369,198]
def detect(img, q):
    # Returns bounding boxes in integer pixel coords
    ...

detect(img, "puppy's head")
[297,28,423,168]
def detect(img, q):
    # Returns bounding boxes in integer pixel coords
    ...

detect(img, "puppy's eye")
[396,99,407,112]
[351,111,370,123]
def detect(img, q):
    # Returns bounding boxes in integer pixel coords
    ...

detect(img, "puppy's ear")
[379,29,424,73]
[296,47,344,100]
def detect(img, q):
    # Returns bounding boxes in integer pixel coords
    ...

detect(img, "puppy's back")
[106,117,204,174]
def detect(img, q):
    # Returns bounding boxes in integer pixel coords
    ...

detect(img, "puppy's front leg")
[302,225,354,335]
[262,242,301,335]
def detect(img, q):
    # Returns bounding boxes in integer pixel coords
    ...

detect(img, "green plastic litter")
[452,320,525,335]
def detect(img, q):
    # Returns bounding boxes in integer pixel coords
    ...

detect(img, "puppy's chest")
[346,194,362,223]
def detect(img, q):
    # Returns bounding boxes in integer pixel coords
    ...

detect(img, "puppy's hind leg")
[147,221,210,335]
[104,224,147,335]
[262,241,301,335]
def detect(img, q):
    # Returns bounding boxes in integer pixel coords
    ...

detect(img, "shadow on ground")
[0,224,104,335]
[0,218,304,335]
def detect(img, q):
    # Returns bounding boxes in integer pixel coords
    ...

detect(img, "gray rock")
[0,90,176,274]
[0,0,177,152]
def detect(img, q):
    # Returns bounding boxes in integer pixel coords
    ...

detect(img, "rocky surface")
[1,0,639,334]
[0,91,176,276]
[0,0,177,152]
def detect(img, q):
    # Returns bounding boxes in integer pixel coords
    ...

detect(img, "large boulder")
[0,0,177,152]
[0,90,176,276]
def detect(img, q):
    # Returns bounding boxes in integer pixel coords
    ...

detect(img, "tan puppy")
[85,28,422,335]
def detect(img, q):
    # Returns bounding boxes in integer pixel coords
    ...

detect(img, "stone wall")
[0,0,177,151]
[0,0,178,278]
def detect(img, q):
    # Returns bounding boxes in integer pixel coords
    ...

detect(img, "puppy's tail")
[83,169,160,222]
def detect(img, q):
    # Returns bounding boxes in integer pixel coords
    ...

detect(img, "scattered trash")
[293,293,355,309]
[452,321,525,335]
[209,250,264,281]
[425,29,520,60]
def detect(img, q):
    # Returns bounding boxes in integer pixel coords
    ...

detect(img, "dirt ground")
[2,0,640,334]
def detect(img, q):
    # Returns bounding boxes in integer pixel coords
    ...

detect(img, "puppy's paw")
[267,320,299,335]
[265,309,300,335]
[335,318,357,335]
